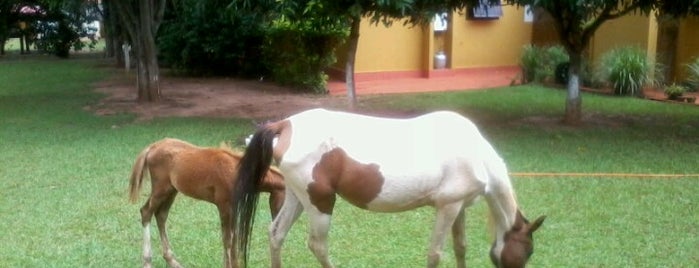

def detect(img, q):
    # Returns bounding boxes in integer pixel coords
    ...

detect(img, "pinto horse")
[233,108,545,268]
[129,138,285,268]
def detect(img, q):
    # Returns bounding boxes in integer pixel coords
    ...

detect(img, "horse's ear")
[528,215,546,234]
[513,210,527,230]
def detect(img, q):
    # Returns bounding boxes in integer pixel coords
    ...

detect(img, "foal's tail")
[128,145,152,203]
[232,127,277,267]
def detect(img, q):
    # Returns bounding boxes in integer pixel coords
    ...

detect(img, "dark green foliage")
[664,84,686,99]
[158,0,346,92]
[555,62,569,84]
[35,19,78,58]
[9,1,98,58]
[520,45,569,84]
[157,0,268,77]
[262,18,347,93]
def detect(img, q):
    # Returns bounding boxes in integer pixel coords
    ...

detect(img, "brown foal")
[129,138,285,268]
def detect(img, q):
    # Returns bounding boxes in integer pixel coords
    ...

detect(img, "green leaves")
[520,45,570,84]
[598,46,654,96]
[262,18,347,93]
[685,57,699,91]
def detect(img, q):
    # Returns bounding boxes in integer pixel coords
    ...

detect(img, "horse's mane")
[218,141,282,174]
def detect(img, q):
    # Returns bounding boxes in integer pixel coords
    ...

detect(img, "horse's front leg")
[427,201,464,268]
[451,209,467,268]
[269,190,304,268]
[154,192,182,268]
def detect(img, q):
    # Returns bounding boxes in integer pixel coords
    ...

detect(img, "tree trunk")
[563,51,583,125]
[136,0,160,102]
[111,0,165,103]
[103,0,115,58]
[19,34,25,54]
[344,16,361,110]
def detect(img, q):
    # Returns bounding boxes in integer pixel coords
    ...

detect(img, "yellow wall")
[450,6,532,68]
[353,19,427,73]
[590,14,657,62]
[336,6,533,75]
[675,16,699,81]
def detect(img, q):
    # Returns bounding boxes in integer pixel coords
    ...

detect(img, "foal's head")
[490,211,545,268]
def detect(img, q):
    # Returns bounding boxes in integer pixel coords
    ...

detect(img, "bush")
[158,1,268,77]
[554,62,569,84]
[262,18,347,93]
[664,84,686,100]
[598,46,654,96]
[685,57,699,92]
[35,20,77,58]
[32,3,98,58]
[520,45,569,84]
[520,45,540,83]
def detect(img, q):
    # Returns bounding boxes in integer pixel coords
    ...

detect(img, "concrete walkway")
[327,67,520,96]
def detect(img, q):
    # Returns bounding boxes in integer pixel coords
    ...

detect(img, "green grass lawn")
[1,54,697,267]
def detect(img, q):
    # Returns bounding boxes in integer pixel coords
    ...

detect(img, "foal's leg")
[427,201,464,268]
[140,186,179,268]
[153,191,183,268]
[451,209,466,268]
[218,206,237,268]
[269,190,304,268]
[139,199,155,268]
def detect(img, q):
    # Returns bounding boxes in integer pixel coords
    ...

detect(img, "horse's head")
[490,211,545,268]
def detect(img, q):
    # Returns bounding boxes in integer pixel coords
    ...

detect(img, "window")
[469,0,503,20]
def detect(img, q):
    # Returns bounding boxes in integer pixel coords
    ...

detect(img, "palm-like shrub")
[598,46,654,96]
[686,57,699,92]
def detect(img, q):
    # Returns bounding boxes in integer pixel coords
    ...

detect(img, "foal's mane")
[219,141,244,158]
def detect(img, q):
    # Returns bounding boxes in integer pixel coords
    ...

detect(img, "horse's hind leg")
[153,191,182,268]
[269,190,304,268]
[427,201,464,268]
[451,209,466,268]
[140,191,176,268]
[307,210,334,268]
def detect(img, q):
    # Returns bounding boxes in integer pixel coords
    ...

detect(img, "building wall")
[353,19,427,73]
[590,13,657,62]
[334,5,533,77]
[675,16,699,81]
[450,6,532,69]
[530,11,661,63]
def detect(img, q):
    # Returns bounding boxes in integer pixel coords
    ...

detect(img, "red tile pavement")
[328,67,699,106]
[327,66,521,96]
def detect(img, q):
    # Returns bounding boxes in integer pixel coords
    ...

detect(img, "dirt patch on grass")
[87,73,696,129]
[87,74,347,121]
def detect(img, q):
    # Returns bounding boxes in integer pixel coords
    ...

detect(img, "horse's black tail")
[233,127,276,267]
